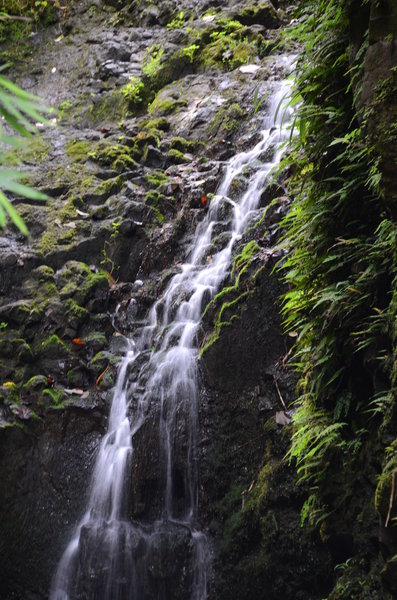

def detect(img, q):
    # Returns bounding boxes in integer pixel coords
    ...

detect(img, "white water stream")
[50,78,292,600]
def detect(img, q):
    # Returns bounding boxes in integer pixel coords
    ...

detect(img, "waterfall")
[50,77,293,600]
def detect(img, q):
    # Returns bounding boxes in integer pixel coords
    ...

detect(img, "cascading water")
[50,76,293,600]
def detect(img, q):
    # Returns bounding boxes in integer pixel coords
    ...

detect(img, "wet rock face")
[0,410,104,600]
[0,0,302,597]
[68,521,194,600]
[197,194,332,599]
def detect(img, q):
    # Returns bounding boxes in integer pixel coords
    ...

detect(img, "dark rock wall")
[199,261,332,600]
[0,410,104,599]
[0,1,309,597]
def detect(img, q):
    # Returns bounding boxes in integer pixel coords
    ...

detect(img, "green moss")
[34,265,55,282]
[40,334,71,355]
[167,10,186,30]
[66,369,81,386]
[83,331,107,346]
[58,100,74,121]
[169,136,198,153]
[145,190,166,224]
[199,26,256,71]
[91,175,123,199]
[89,351,108,369]
[64,298,89,322]
[57,261,109,304]
[88,140,139,172]
[0,336,33,362]
[42,387,66,408]
[235,2,279,26]
[0,0,62,43]
[44,282,58,297]
[207,102,245,137]
[38,226,77,256]
[201,291,250,355]
[38,229,58,256]
[5,135,50,165]
[141,117,171,133]
[23,375,48,391]
[233,240,260,272]
[128,131,161,162]
[65,139,92,162]
[201,240,260,355]
[89,350,119,376]
[148,95,188,116]
[144,170,169,188]
[167,148,190,164]
[85,89,129,126]
[2,382,20,404]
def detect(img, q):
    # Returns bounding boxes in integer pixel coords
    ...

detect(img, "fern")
[279,0,397,529]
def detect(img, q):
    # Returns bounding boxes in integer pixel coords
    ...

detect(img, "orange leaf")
[201,195,208,206]
[96,365,109,386]
[72,338,86,346]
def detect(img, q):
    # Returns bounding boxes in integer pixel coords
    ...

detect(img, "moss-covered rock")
[88,139,139,172]
[233,2,281,27]
[57,261,110,305]
[65,139,92,162]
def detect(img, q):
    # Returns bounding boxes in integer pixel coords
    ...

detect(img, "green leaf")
[0,190,28,235]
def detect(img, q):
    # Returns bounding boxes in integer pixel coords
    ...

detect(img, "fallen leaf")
[72,338,86,346]
[201,195,208,206]
[64,222,76,229]
[96,365,109,386]
[2,381,16,388]
[76,209,89,217]
[275,411,292,426]
[64,388,84,395]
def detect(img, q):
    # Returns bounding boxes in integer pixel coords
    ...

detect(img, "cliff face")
[1,0,397,599]
[1,1,318,598]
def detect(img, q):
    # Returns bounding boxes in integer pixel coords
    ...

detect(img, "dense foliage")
[0,0,66,41]
[281,0,397,564]
[0,75,50,233]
